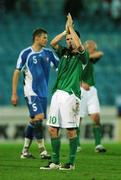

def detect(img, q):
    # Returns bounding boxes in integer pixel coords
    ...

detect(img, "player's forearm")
[12,70,20,95]
[90,51,104,59]
[50,31,66,49]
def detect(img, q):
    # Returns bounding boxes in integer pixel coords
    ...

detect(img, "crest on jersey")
[46,57,49,62]
[63,55,67,58]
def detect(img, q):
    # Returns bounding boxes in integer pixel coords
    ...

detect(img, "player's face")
[84,41,97,53]
[37,33,48,47]
[87,45,95,53]
[66,34,76,50]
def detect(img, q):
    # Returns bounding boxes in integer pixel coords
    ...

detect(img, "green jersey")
[82,56,101,86]
[53,46,88,98]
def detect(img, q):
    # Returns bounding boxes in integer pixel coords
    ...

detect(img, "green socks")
[93,124,102,146]
[69,137,78,165]
[51,136,78,165]
[51,137,60,164]
[76,124,81,147]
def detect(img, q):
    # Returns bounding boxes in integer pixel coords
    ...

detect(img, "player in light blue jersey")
[11,28,59,159]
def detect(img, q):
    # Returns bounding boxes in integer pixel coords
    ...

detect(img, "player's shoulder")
[18,47,33,62]
[20,46,32,56]
[42,47,53,53]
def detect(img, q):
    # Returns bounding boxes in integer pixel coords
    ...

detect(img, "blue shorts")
[25,96,47,119]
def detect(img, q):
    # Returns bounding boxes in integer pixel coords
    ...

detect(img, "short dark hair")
[32,28,47,42]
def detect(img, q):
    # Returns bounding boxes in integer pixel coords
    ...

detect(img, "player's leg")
[91,113,102,146]
[88,87,106,152]
[49,126,60,164]
[60,128,77,170]
[31,97,51,159]
[60,93,80,170]
[40,91,61,169]
[40,126,61,170]
[21,96,50,159]
[90,113,106,152]
[76,120,81,151]
[33,120,51,159]
[77,87,87,152]
[21,122,35,159]
[21,96,36,159]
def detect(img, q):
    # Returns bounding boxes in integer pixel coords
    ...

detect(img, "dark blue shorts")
[25,96,47,119]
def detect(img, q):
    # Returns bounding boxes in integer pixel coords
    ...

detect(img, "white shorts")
[80,86,100,118]
[47,90,81,128]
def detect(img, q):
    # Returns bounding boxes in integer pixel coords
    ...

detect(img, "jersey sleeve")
[16,48,31,71]
[16,51,27,71]
[78,49,89,65]
[54,45,66,59]
[90,57,101,64]
[49,51,59,69]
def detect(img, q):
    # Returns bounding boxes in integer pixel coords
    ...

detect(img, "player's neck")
[32,44,43,52]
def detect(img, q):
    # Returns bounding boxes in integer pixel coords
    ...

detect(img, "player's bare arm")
[50,13,73,50]
[11,69,20,106]
[90,51,104,59]
[50,31,67,50]
[65,18,69,34]
[81,81,90,91]
[67,13,84,52]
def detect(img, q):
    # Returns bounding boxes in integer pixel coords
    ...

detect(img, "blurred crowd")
[0,0,121,25]
[63,0,121,25]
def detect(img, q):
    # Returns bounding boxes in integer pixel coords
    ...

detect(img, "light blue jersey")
[16,47,59,98]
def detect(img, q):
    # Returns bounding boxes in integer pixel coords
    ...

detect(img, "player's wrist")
[62,30,67,36]
[12,93,17,96]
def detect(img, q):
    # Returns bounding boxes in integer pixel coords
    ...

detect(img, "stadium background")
[0,0,121,142]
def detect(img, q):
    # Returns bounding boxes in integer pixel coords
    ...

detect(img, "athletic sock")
[51,137,60,164]
[22,123,34,154]
[69,137,78,165]
[93,124,102,146]
[36,138,46,153]
[22,137,32,154]
[76,124,81,147]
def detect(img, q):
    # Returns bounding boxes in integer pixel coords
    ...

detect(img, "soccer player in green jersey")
[77,40,106,153]
[40,13,88,170]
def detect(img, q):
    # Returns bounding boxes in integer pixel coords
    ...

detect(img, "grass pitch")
[0,142,121,180]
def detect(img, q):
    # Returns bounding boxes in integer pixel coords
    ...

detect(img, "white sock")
[22,138,32,154]
[36,138,46,153]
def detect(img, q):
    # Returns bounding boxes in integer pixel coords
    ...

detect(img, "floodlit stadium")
[0,0,121,179]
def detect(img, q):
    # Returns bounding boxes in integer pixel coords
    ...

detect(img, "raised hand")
[67,13,73,27]
[65,20,69,34]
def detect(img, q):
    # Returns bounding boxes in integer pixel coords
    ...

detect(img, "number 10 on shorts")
[49,116,57,124]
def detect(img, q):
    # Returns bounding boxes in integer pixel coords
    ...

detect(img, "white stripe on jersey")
[24,68,37,97]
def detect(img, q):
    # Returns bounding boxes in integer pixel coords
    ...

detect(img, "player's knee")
[91,113,100,124]
[33,121,44,139]
[34,113,44,120]
[24,123,34,139]
[67,128,77,139]
[48,127,58,138]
